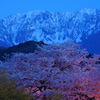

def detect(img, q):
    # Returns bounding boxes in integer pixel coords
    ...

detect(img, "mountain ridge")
[0,8,100,54]
[0,40,45,61]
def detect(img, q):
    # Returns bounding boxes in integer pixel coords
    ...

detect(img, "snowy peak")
[0,9,100,49]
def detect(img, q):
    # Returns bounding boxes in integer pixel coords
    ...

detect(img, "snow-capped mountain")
[0,9,100,54]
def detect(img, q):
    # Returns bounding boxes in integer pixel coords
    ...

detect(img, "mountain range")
[0,8,100,54]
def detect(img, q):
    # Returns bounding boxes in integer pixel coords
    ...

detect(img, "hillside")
[0,41,45,61]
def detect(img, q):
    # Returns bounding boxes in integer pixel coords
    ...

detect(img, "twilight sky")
[0,0,100,19]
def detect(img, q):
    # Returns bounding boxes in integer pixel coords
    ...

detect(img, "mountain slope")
[0,41,45,61]
[82,31,100,54]
[0,9,100,53]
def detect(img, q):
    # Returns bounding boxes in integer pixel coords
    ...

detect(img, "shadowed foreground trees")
[0,68,32,100]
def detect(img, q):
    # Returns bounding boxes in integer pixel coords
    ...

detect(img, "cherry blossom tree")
[0,42,100,99]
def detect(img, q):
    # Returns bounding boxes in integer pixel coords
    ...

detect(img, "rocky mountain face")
[0,9,100,54]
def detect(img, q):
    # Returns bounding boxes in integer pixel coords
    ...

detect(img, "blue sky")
[0,0,100,19]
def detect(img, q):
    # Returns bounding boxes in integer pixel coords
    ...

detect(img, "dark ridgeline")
[0,40,95,61]
[0,41,46,61]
